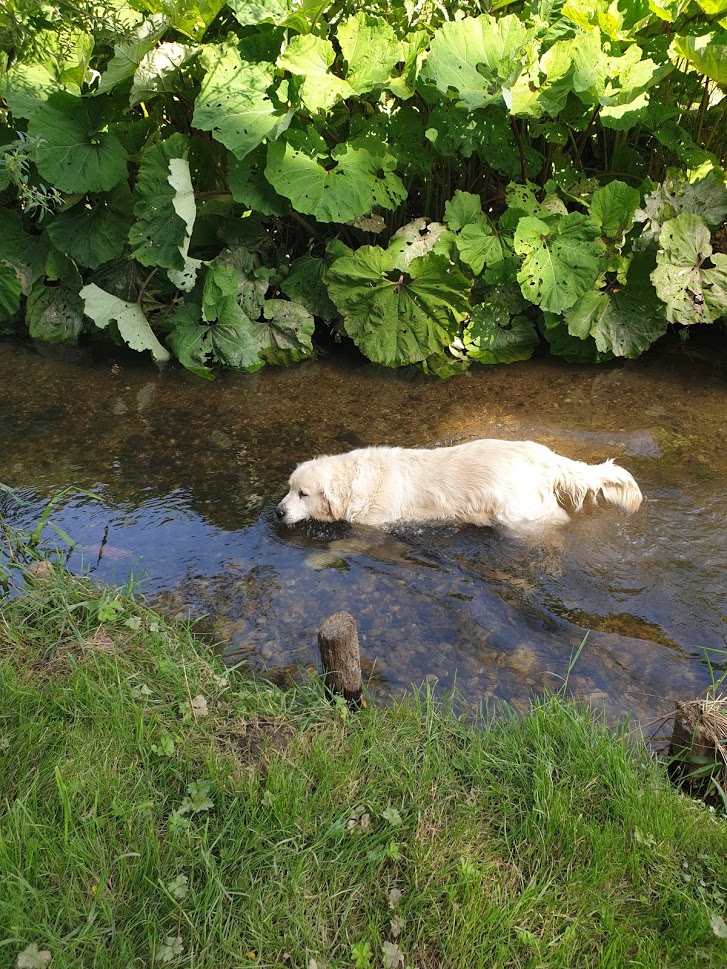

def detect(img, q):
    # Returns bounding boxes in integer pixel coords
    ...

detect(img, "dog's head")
[275,456,349,525]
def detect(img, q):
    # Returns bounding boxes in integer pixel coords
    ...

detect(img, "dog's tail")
[554,458,643,515]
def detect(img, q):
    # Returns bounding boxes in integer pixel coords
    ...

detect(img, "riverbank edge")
[1,566,726,969]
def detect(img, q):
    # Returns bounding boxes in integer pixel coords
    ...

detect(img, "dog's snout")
[274,505,285,521]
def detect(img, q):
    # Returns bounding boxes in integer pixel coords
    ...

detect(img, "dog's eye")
[298,489,309,498]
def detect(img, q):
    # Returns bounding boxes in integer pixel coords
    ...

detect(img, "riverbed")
[1,336,725,735]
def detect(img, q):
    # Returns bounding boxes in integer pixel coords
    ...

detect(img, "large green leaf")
[0,63,65,120]
[337,13,401,95]
[387,220,453,269]
[422,14,531,111]
[227,0,332,30]
[167,300,261,377]
[255,299,315,365]
[589,181,641,241]
[28,92,129,193]
[26,283,84,344]
[130,42,195,106]
[280,254,338,321]
[562,0,652,40]
[129,133,190,270]
[0,266,22,322]
[348,136,406,211]
[444,191,484,232]
[97,15,167,95]
[506,36,575,119]
[131,0,225,40]
[265,133,376,223]
[167,253,315,375]
[565,282,668,358]
[672,30,727,85]
[325,247,470,367]
[514,214,605,313]
[80,283,171,362]
[445,190,516,282]
[192,49,292,159]
[227,146,290,216]
[463,297,539,365]
[0,210,48,293]
[457,218,514,281]
[636,170,727,238]
[46,184,133,270]
[277,34,354,113]
[651,213,727,324]
[227,0,290,25]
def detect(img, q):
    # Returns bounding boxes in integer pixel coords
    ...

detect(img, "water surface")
[2,336,725,735]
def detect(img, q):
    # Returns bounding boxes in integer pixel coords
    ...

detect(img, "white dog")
[275,439,642,532]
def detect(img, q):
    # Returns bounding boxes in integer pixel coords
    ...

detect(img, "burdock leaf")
[422,14,530,111]
[193,48,292,159]
[514,213,605,313]
[326,246,470,367]
[80,283,171,362]
[464,300,539,365]
[337,13,401,95]
[128,133,190,270]
[565,282,668,358]
[28,92,129,193]
[47,184,133,269]
[277,34,354,113]
[26,283,84,344]
[651,213,727,324]
[265,134,376,223]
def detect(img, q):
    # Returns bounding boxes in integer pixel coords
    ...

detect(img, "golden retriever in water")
[275,439,642,532]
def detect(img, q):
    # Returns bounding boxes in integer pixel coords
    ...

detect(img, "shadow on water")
[1,334,726,735]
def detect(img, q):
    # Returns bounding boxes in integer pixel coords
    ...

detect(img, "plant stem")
[695,78,711,147]
[510,117,528,183]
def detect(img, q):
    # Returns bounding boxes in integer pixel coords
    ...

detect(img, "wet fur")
[276,439,642,533]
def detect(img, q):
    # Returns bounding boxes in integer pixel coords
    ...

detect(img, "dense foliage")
[1,0,726,376]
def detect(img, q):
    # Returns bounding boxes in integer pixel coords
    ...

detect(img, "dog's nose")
[274,505,285,521]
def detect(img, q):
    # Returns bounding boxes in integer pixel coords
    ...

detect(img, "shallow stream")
[2,336,726,736]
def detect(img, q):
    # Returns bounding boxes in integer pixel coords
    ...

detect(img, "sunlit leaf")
[422,14,531,110]
[130,42,194,105]
[325,246,470,367]
[337,13,401,95]
[265,132,376,223]
[589,180,641,240]
[193,48,293,159]
[651,213,727,324]
[672,30,727,85]
[514,213,605,313]
[80,283,171,361]
[97,15,167,95]
[277,34,354,113]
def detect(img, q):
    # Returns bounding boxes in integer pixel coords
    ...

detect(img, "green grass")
[0,567,726,969]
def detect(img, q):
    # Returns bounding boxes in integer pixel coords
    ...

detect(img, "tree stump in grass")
[317,611,363,709]
[670,699,727,791]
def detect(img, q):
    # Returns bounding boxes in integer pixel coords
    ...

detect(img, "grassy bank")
[1,568,726,969]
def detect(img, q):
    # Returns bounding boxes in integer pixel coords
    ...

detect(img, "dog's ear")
[321,469,348,521]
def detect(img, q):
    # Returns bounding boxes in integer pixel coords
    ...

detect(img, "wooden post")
[317,611,363,708]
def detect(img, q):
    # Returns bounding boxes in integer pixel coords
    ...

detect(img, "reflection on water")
[1,336,726,734]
